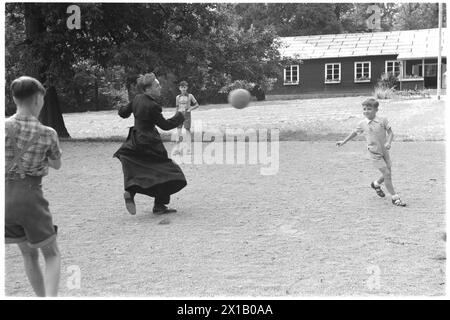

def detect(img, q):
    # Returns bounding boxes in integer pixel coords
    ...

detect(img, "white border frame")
[354,61,371,83]
[283,64,300,85]
[324,63,341,84]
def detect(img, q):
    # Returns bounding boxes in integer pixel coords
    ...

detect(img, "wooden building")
[270,28,447,96]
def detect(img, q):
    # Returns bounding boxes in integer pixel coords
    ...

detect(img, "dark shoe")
[124,191,136,215]
[153,205,177,215]
[371,182,385,197]
[392,198,407,207]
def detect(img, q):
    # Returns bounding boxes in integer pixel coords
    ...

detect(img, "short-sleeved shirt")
[5,114,62,177]
[355,116,391,155]
[176,93,198,113]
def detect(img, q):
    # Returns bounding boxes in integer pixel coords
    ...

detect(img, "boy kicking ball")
[336,98,406,207]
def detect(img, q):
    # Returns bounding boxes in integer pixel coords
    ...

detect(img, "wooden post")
[437,2,442,99]
[422,59,425,77]
[400,60,404,91]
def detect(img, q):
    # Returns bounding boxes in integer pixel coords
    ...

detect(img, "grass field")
[4,96,446,297]
[61,95,445,142]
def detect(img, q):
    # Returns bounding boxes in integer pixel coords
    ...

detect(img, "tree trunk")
[24,3,71,137]
[39,86,71,138]
[23,4,43,79]
[94,78,99,111]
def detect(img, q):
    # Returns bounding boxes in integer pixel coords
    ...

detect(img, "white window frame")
[385,60,400,77]
[324,63,341,84]
[283,65,299,85]
[354,61,371,83]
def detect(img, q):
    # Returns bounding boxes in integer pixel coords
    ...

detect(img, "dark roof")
[279,28,447,60]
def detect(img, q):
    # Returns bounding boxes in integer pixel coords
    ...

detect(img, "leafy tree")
[5,3,153,133]
[233,3,446,35]
[234,3,352,36]
[392,3,446,30]
[277,4,344,36]
[109,3,282,105]
[6,3,71,136]
[340,3,398,32]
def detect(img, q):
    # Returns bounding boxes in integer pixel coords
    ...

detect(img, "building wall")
[270,55,398,96]
[402,58,447,89]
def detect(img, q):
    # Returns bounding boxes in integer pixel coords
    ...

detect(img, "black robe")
[113,93,186,198]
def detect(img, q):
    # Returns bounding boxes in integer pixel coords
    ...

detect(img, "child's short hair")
[11,76,46,100]
[362,98,379,109]
[179,81,188,87]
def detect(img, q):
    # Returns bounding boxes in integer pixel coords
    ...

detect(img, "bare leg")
[177,127,183,143]
[185,129,192,153]
[378,167,395,195]
[173,127,183,155]
[376,175,384,185]
[40,239,61,297]
[18,242,45,297]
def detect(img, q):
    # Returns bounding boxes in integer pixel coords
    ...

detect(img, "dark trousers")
[128,190,169,206]
[154,194,170,206]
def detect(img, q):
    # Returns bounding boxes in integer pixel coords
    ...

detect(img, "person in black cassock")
[114,73,186,215]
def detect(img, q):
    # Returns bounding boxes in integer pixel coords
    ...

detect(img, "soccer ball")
[228,89,251,109]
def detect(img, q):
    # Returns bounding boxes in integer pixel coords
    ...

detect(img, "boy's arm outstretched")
[385,127,394,149]
[336,131,358,147]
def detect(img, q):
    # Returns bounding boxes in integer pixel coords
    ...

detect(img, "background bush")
[374,72,399,99]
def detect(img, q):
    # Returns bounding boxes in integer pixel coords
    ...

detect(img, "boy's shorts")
[368,150,392,170]
[5,176,58,248]
[177,111,191,130]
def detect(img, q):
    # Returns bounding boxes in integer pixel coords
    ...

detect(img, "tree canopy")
[5,2,446,136]
[6,3,283,111]
[234,2,445,35]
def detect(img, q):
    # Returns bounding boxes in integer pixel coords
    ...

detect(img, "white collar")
[365,116,380,124]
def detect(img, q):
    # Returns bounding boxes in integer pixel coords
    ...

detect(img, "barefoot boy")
[5,76,62,296]
[174,80,199,154]
[336,98,406,207]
